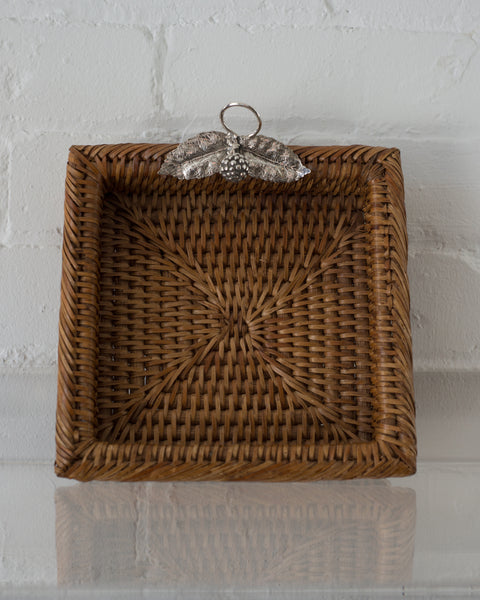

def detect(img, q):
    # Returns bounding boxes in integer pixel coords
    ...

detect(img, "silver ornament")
[159,102,311,183]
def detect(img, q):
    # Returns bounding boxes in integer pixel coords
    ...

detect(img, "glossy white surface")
[1,462,479,598]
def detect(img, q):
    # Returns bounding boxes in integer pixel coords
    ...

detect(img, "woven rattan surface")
[55,143,415,481]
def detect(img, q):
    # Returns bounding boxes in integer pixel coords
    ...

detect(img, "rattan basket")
[55,143,416,481]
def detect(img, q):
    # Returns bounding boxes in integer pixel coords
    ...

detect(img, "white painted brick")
[0,0,337,28]
[0,247,61,368]
[414,372,480,461]
[1,0,480,32]
[163,27,480,139]
[406,185,480,250]
[0,1,105,24]
[362,33,480,138]
[0,21,156,127]
[6,132,72,246]
[328,0,480,33]
[160,27,353,122]
[0,141,9,239]
[0,373,56,461]
[0,1,328,28]
[397,141,480,251]
[401,140,480,189]
[409,252,480,370]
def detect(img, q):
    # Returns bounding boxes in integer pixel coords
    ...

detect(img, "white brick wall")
[1,0,479,462]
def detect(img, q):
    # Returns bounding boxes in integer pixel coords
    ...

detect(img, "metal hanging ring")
[220,102,262,139]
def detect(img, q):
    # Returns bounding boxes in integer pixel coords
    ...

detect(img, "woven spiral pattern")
[55,144,416,481]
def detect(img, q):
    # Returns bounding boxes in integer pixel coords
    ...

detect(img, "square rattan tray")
[55,143,416,481]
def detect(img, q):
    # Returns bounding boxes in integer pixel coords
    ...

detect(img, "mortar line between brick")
[1,16,476,35]
[0,146,12,245]
[152,25,167,117]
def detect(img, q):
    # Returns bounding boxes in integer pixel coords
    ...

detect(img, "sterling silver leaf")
[242,134,310,182]
[159,130,310,183]
[159,131,229,180]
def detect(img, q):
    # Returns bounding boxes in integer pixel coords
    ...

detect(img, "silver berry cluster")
[219,151,249,182]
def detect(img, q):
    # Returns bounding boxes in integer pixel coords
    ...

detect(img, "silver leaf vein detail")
[159,132,310,183]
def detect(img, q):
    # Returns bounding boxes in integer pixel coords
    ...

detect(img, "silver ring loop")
[220,102,262,139]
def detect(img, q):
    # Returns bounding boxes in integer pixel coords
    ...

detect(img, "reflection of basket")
[55,481,415,586]
[55,144,415,481]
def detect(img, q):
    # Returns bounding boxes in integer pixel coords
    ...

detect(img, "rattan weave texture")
[55,143,415,481]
